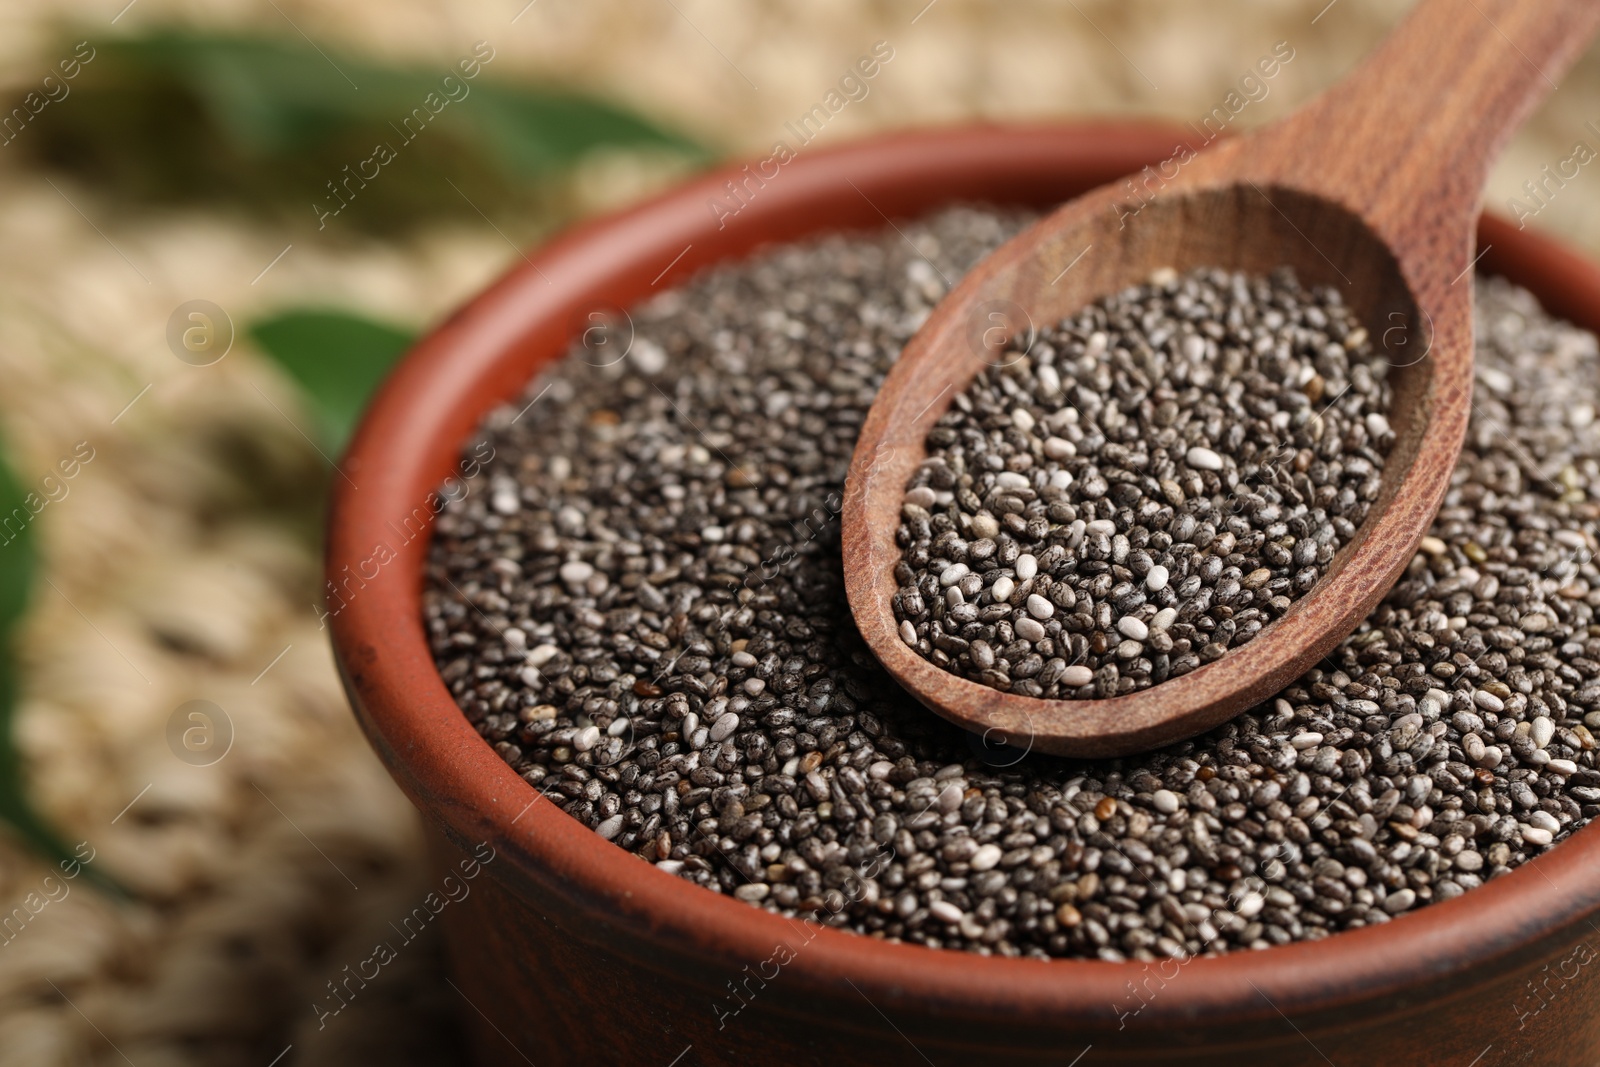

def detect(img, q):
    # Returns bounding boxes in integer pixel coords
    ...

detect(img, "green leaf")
[28,32,712,232]
[0,445,114,890]
[98,34,382,155]
[0,457,33,634]
[248,310,416,450]
[456,81,709,174]
[92,31,711,172]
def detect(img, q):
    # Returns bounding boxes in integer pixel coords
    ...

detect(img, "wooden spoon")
[843,0,1600,758]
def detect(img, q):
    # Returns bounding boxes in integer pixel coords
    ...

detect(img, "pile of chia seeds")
[893,267,1392,698]
[425,207,1600,960]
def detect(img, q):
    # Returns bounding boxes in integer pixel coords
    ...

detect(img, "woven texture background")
[0,2,1595,1063]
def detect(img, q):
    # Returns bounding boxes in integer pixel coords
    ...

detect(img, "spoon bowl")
[844,0,1600,756]
[846,172,1438,757]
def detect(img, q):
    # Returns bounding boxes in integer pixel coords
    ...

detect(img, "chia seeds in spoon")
[426,208,1600,961]
[893,266,1393,698]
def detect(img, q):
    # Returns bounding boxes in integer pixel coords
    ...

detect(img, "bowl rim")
[328,119,1600,1029]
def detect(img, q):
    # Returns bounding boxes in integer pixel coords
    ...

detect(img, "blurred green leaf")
[98,34,380,155]
[95,32,708,166]
[0,446,112,888]
[0,461,32,634]
[248,310,416,450]
[461,81,707,174]
[29,31,712,232]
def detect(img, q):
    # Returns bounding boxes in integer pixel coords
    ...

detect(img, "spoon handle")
[1256,0,1600,257]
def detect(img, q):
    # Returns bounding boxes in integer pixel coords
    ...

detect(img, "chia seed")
[426,207,1600,961]
[893,266,1392,698]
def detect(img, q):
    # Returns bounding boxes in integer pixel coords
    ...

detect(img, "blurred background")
[0,1,1596,1063]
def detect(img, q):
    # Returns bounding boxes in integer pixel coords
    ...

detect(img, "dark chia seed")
[894,266,1393,698]
[426,207,1600,961]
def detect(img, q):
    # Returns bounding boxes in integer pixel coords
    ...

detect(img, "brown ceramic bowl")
[328,122,1600,1066]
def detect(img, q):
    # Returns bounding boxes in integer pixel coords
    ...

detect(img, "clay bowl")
[328,122,1600,1066]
